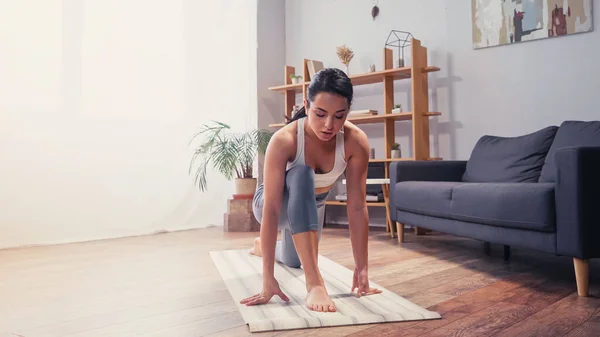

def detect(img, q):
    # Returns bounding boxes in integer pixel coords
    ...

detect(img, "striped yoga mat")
[209,249,441,332]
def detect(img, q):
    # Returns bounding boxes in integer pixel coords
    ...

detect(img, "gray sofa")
[389,120,600,297]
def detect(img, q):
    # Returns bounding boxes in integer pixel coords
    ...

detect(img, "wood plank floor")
[2,225,600,336]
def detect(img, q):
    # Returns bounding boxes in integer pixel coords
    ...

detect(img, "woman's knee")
[286,165,315,192]
[287,164,314,178]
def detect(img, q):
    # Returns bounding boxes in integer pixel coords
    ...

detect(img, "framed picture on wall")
[472,0,593,49]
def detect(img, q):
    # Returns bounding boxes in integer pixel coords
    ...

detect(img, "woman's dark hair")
[286,68,353,124]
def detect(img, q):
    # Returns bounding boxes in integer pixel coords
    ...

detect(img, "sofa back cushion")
[539,120,600,183]
[462,126,558,183]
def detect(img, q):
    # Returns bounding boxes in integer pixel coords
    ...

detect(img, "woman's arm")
[260,131,293,281]
[344,128,370,271]
[344,127,381,297]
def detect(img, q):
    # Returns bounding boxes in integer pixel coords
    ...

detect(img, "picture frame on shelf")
[306,60,324,80]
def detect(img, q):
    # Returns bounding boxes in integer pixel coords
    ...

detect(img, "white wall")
[256,0,286,185]
[0,0,257,249]
[285,0,600,226]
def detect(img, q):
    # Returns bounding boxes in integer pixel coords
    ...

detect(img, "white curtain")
[0,0,258,248]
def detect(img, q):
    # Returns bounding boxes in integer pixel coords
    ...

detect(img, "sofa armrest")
[389,160,467,221]
[555,146,600,259]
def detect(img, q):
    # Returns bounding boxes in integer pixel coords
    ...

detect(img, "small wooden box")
[223,198,260,232]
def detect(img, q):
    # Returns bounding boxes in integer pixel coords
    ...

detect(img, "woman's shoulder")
[274,119,298,140]
[268,120,298,153]
[342,121,370,158]
[342,121,368,146]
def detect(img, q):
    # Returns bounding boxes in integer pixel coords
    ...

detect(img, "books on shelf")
[348,109,377,116]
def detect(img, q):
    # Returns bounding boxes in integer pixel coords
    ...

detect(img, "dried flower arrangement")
[336,44,354,74]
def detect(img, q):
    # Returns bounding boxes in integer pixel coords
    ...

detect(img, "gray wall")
[284,0,599,226]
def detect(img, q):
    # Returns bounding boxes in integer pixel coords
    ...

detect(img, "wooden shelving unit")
[266,38,441,238]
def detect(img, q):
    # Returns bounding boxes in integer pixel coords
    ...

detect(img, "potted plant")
[290,74,303,84]
[392,104,402,114]
[391,143,401,158]
[188,121,273,196]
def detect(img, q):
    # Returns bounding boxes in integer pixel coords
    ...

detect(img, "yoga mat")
[209,249,441,332]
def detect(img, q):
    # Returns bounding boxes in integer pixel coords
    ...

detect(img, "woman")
[240,68,381,313]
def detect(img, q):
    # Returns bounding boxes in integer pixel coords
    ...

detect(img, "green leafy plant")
[188,121,273,192]
[289,74,303,79]
[394,104,402,109]
[392,142,400,150]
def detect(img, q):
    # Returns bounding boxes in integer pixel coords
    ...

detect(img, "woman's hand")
[351,267,382,298]
[240,277,290,306]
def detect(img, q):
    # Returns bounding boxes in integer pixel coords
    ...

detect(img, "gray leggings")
[252,165,329,268]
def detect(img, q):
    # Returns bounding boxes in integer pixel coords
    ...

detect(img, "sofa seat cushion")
[394,181,556,232]
[451,183,556,232]
[394,181,463,218]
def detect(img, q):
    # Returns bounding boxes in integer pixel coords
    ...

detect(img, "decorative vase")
[234,178,257,197]
[391,149,401,158]
[345,64,349,75]
[291,77,299,84]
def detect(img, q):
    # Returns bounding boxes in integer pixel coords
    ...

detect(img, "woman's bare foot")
[306,285,336,312]
[249,237,262,257]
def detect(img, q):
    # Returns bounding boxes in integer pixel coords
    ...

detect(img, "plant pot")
[235,178,257,196]
[291,78,300,84]
[391,149,401,158]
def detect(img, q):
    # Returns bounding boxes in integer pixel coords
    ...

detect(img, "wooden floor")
[2,226,600,337]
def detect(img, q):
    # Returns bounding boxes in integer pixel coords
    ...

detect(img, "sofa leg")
[484,241,491,256]
[396,222,404,243]
[414,227,428,235]
[573,258,590,297]
[504,245,511,261]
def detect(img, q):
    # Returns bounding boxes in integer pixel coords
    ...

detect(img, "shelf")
[325,201,386,207]
[267,82,305,93]
[268,111,441,128]
[350,66,440,86]
[348,111,441,125]
[268,66,440,92]
[342,178,390,185]
[369,157,442,163]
